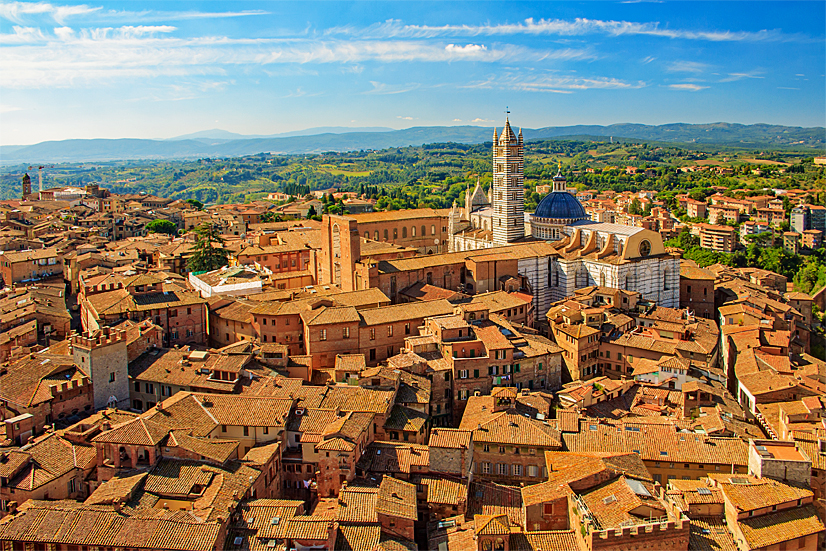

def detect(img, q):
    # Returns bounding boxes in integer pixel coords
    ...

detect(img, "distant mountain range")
[1,123,823,164]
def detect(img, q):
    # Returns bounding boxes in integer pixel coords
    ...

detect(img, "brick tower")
[72,327,129,410]
[492,119,525,246]
[21,173,31,199]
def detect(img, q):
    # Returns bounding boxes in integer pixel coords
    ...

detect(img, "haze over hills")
[1,122,823,164]
[165,126,396,142]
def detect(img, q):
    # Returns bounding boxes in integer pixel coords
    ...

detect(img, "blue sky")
[1,1,824,145]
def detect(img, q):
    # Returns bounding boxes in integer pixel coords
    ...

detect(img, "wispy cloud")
[453,118,462,122]
[467,72,645,93]
[667,83,709,91]
[365,81,420,95]
[719,70,764,82]
[641,56,656,64]
[0,2,101,24]
[667,61,709,73]
[328,17,797,43]
[0,103,23,113]
[0,1,269,24]
[0,26,594,87]
[397,115,414,120]
[472,118,494,123]
[282,87,322,98]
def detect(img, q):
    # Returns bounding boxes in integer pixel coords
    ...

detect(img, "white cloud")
[453,118,462,122]
[667,83,709,91]
[397,116,414,120]
[472,118,494,122]
[0,2,101,24]
[444,43,486,53]
[0,31,592,88]
[667,61,709,73]
[364,81,420,95]
[641,56,656,64]
[0,25,46,43]
[467,72,645,93]
[0,103,23,113]
[717,69,765,82]
[329,17,793,43]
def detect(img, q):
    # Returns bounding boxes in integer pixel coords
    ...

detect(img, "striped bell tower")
[492,118,525,246]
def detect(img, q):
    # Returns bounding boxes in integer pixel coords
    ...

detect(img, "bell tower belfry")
[492,118,525,246]
[22,173,31,199]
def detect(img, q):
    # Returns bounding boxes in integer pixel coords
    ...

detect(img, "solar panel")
[697,488,712,495]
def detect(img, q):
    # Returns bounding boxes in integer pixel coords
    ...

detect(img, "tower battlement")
[71,327,127,349]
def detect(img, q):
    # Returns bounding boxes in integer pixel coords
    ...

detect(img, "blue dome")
[533,191,588,221]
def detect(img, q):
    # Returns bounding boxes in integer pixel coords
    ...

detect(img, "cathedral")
[449,118,680,308]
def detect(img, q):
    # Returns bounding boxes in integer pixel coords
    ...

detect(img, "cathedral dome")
[533,191,588,221]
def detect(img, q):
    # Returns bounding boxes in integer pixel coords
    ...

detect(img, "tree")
[145,219,178,236]
[628,198,642,215]
[186,199,204,210]
[186,223,228,273]
[306,205,317,218]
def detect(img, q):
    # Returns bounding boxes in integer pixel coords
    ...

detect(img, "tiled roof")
[356,442,429,475]
[416,476,467,506]
[688,517,738,551]
[377,476,417,521]
[510,530,580,551]
[84,473,148,506]
[738,504,824,549]
[462,409,562,448]
[429,428,472,449]
[384,405,428,433]
[0,353,86,408]
[474,514,510,535]
[359,299,454,326]
[335,524,381,551]
[712,475,812,512]
[0,500,221,551]
[579,476,664,529]
[563,421,748,466]
[5,433,96,492]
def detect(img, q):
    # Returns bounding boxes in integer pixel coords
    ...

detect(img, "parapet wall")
[589,518,690,551]
[71,328,127,349]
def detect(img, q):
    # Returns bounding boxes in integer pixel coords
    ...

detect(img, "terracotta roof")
[416,476,467,506]
[356,442,429,475]
[429,428,472,449]
[0,500,222,551]
[335,524,381,551]
[738,504,823,549]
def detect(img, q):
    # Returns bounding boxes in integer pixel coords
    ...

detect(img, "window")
[370,349,376,361]
[459,370,469,379]
[387,325,393,337]
[512,464,523,476]
[243,426,249,436]
[543,503,553,515]
[528,465,539,477]
[145,383,154,395]
[499,446,506,454]
[320,329,327,341]
[431,225,436,235]
[402,227,407,238]
[458,390,469,400]
[483,445,490,452]
[473,369,479,378]
[109,372,116,383]
[187,307,192,315]
[482,462,491,474]
[383,229,388,240]
[393,229,398,239]
[411,226,416,237]
[134,381,140,392]
[496,463,508,475]
[405,323,410,335]
[263,427,268,435]
[343,327,350,339]
[370,328,376,340]
[222,425,227,432]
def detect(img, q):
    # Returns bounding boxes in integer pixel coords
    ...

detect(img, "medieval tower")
[21,173,31,199]
[492,119,525,246]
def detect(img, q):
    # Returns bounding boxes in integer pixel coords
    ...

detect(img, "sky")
[1,1,824,146]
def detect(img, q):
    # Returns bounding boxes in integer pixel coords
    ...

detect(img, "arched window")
[393,228,398,239]
[383,229,388,240]
[431,225,436,235]
[402,227,407,238]
[411,226,416,237]
[374,231,379,241]
[421,225,427,237]
[600,272,606,287]
[364,231,369,239]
